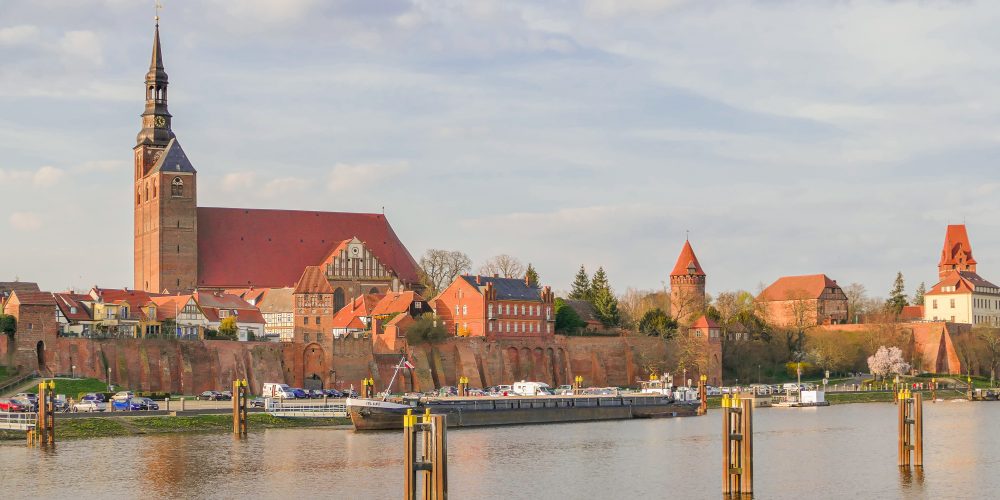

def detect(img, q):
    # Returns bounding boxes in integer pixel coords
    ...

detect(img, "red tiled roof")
[91,288,153,307]
[671,240,705,276]
[926,271,999,296]
[691,315,719,329]
[53,293,92,321]
[196,207,419,288]
[150,295,195,321]
[371,291,422,316]
[193,291,265,324]
[900,305,924,321]
[330,293,383,328]
[939,224,976,268]
[758,274,841,301]
[10,290,56,305]
[293,266,334,294]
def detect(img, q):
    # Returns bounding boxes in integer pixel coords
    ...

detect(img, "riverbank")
[0,413,351,441]
[706,389,970,408]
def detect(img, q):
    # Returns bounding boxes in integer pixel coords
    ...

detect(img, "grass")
[23,378,111,398]
[0,366,9,379]
[0,413,351,441]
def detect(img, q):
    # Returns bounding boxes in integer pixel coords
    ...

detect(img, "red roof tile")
[150,295,195,321]
[671,240,705,276]
[193,291,265,324]
[196,207,419,288]
[758,274,841,301]
[53,293,92,321]
[371,291,422,316]
[900,305,924,321]
[330,293,383,328]
[10,290,56,305]
[691,315,719,329]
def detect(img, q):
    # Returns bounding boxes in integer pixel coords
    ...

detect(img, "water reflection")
[1,402,998,499]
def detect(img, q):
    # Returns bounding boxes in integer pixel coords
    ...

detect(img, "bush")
[0,314,15,337]
[785,361,820,378]
[554,298,586,335]
[405,314,448,344]
[638,308,677,338]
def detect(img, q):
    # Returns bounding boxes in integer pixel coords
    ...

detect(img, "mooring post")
[740,398,754,495]
[966,376,973,401]
[930,378,936,403]
[913,392,923,467]
[457,376,467,397]
[432,413,448,499]
[233,379,248,438]
[698,375,708,415]
[403,409,416,500]
[422,409,433,499]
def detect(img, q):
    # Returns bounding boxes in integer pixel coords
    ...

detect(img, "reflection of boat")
[346,395,700,431]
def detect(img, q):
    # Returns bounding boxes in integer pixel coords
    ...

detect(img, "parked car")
[308,389,325,398]
[342,389,359,398]
[323,389,344,398]
[82,393,106,402]
[198,391,223,401]
[15,392,37,404]
[250,397,266,408]
[438,386,457,397]
[137,398,160,410]
[554,384,575,395]
[262,383,297,399]
[72,400,106,412]
[0,398,28,412]
[467,388,487,397]
[54,395,70,412]
[706,386,723,396]
[219,391,233,401]
[291,388,308,399]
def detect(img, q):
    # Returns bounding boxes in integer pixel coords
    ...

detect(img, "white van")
[512,381,552,396]
[262,383,296,399]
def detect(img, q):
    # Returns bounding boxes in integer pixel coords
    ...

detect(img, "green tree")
[593,289,620,327]
[886,271,908,315]
[0,314,15,337]
[569,265,590,301]
[554,298,586,334]
[590,267,609,298]
[405,314,448,344]
[218,316,238,339]
[912,282,926,307]
[638,308,677,338]
[525,263,539,287]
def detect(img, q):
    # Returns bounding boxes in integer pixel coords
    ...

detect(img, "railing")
[0,411,36,431]
[265,398,347,417]
[0,371,37,395]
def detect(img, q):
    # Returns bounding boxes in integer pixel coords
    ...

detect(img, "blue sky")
[2,0,999,299]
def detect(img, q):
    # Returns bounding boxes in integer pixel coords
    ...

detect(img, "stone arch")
[546,347,558,385]
[303,343,326,389]
[505,347,520,384]
[533,347,545,382]
[171,176,183,197]
[333,288,346,311]
[520,347,531,381]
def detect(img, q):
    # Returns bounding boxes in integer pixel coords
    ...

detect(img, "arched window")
[333,288,346,311]
[136,188,141,206]
[171,177,184,197]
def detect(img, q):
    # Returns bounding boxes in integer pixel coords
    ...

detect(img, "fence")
[265,398,347,417]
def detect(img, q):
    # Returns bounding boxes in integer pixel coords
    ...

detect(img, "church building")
[923,224,1000,326]
[132,21,420,298]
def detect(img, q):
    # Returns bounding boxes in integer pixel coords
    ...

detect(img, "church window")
[137,189,142,206]
[303,317,309,325]
[333,288,345,311]
[171,177,183,197]
[176,245,180,253]
[315,317,320,325]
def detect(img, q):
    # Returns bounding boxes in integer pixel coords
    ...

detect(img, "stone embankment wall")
[5,334,672,395]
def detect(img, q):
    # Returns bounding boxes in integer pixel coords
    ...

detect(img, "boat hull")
[348,396,699,431]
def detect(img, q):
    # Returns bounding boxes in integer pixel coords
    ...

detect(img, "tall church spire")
[136,17,174,146]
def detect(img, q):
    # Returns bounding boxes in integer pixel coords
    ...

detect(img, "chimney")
[493,273,499,278]
[372,316,382,336]
[476,276,481,285]
[525,276,530,287]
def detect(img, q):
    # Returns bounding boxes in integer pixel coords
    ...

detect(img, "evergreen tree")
[912,282,926,306]
[590,267,609,300]
[638,308,677,338]
[593,287,621,327]
[569,265,591,301]
[554,298,586,334]
[886,271,908,315]
[525,263,539,287]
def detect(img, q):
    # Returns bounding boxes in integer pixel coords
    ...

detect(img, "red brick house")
[432,275,556,339]
[757,274,848,327]
[688,315,723,386]
[2,290,58,373]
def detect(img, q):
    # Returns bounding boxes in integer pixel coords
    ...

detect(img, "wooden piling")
[233,379,248,438]
[403,410,417,500]
[913,392,923,467]
[740,399,753,495]
[34,380,55,447]
[697,375,707,416]
[404,408,448,499]
[722,394,753,496]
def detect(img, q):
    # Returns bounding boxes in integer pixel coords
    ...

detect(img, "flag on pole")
[402,359,415,370]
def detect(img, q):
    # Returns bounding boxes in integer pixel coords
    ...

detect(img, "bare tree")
[479,254,525,279]
[419,249,472,297]
[976,326,1000,382]
[844,282,866,324]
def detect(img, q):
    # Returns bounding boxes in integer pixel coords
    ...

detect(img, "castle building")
[924,225,1000,326]
[688,315,723,386]
[131,22,419,297]
[757,274,848,327]
[669,240,706,325]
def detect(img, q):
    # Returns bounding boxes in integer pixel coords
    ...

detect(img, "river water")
[1,401,997,499]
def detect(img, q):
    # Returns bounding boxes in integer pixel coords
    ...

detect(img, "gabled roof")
[926,271,1000,296]
[758,274,842,301]
[53,293,93,321]
[150,295,197,321]
[293,266,334,294]
[331,294,384,328]
[9,290,55,306]
[149,138,196,174]
[90,288,153,307]
[0,281,40,294]
[459,275,542,301]
[901,305,924,321]
[561,299,602,326]
[691,315,720,329]
[671,240,705,277]
[196,207,419,288]
[371,291,423,316]
[193,291,265,324]
[255,288,294,314]
[939,224,976,268]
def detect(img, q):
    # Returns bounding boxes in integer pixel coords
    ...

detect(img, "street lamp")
[107,367,112,392]
[757,364,761,384]
[71,365,76,379]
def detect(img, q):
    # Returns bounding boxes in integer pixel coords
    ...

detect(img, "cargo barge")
[347,394,700,431]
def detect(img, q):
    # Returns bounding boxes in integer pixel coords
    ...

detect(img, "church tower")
[134,18,198,293]
[938,224,976,280]
[669,239,706,325]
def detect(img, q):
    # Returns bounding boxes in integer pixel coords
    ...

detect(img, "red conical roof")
[938,224,976,268]
[671,240,705,276]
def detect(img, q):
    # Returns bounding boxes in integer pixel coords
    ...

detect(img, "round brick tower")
[669,239,706,325]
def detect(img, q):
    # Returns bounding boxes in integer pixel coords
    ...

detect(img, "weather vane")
[155,1,163,24]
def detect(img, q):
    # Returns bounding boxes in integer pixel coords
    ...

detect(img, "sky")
[2,0,999,299]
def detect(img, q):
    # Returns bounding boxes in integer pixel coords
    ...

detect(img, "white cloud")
[57,30,103,66]
[261,177,309,197]
[33,166,65,186]
[0,25,40,46]
[75,160,125,173]
[327,162,410,192]
[222,172,256,192]
[9,212,42,231]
